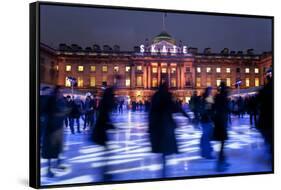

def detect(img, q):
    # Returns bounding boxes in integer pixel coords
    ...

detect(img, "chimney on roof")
[113,45,120,52]
[204,48,211,54]
[237,51,243,55]
[188,47,198,54]
[230,51,236,55]
[221,48,229,55]
[134,46,140,52]
[247,49,254,55]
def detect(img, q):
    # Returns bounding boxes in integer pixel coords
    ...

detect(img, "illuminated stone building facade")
[40,31,272,102]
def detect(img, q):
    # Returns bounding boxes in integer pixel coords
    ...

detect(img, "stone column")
[177,64,180,89]
[143,64,147,88]
[157,63,161,85]
[131,64,135,88]
[167,64,171,88]
[147,64,151,89]
[181,64,185,88]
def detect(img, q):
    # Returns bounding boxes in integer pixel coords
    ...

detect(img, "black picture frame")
[30,1,274,188]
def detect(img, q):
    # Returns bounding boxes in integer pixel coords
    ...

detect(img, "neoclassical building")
[40,31,272,102]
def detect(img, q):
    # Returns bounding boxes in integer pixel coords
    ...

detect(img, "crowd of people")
[40,73,273,179]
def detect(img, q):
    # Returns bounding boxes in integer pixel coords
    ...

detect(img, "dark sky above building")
[40,4,272,54]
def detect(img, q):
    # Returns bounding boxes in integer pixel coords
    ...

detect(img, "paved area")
[40,111,272,186]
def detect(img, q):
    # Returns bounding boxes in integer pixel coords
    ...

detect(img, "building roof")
[152,31,176,45]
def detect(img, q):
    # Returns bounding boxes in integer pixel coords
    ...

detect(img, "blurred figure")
[213,82,229,172]
[247,96,258,128]
[41,86,69,177]
[257,73,273,157]
[69,96,83,134]
[199,87,214,159]
[189,91,201,128]
[237,96,245,118]
[64,95,72,128]
[83,95,94,130]
[118,99,124,114]
[40,86,52,142]
[148,82,189,177]
[91,86,115,181]
[144,100,151,112]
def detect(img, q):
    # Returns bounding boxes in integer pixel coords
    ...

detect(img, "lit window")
[152,78,158,87]
[78,65,84,72]
[102,66,108,72]
[255,68,259,74]
[65,77,71,87]
[114,66,119,72]
[197,67,201,73]
[245,78,250,87]
[206,67,211,73]
[90,66,96,72]
[216,68,221,73]
[216,79,221,87]
[90,77,96,87]
[196,77,201,87]
[255,78,260,87]
[125,79,130,87]
[226,78,231,87]
[206,77,211,86]
[137,76,142,86]
[126,66,130,72]
[77,77,83,87]
[55,65,59,71]
[102,75,107,82]
[113,78,117,84]
[245,68,250,73]
[66,65,71,71]
[226,68,231,73]
[171,67,176,74]
[171,78,176,87]
[152,67,157,73]
[137,65,142,71]
[161,67,167,73]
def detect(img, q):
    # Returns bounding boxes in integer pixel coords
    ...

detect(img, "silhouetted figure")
[40,87,52,142]
[237,96,245,118]
[148,82,189,177]
[118,99,124,114]
[247,96,258,128]
[64,95,72,128]
[69,97,83,134]
[83,95,94,130]
[91,87,115,181]
[199,87,214,159]
[131,101,137,112]
[189,91,201,128]
[41,86,69,177]
[213,82,229,172]
[257,74,273,157]
[144,100,151,112]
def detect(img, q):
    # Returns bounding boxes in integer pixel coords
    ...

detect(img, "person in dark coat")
[148,81,190,177]
[257,74,273,157]
[199,87,215,159]
[212,82,229,172]
[91,87,115,146]
[91,86,116,181]
[69,97,83,134]
[41,86,69,177]
[189,91,201,128]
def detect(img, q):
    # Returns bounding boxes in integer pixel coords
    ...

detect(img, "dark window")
[236,68,240,73]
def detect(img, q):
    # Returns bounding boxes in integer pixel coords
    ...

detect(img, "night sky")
[40,4,272,53]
